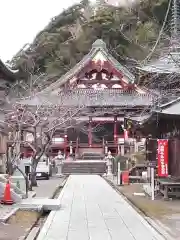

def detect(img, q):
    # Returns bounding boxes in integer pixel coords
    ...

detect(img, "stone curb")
[36,178,68,240]
[25,177,67,240]
[24,226,40,240]
[0,207,19,222]
[105,177,174,240]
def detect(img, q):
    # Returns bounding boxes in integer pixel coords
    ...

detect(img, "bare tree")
[4,89,85,189]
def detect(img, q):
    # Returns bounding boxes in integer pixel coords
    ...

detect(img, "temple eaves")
[17,89,154,107]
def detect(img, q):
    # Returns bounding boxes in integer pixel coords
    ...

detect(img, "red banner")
[122,171,129,185]
[157,139,168,177]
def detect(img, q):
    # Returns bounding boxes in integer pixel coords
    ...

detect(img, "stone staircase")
[62,160,106,175]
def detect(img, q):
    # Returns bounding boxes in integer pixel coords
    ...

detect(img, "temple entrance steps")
[81,152,104,160]
[78,147,103,156]
[62,160,106,175]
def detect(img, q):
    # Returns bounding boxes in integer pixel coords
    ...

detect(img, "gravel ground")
[108,178,180,240]
[0,176,66,240]
[0,211,40,240]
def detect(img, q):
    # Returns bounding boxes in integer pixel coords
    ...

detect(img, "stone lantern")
[54,151,64,176]
[106,151,113,176]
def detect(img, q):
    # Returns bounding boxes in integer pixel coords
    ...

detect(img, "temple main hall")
[20,39,156,157]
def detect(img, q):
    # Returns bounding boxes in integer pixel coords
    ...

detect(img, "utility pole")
[170,0,180,50]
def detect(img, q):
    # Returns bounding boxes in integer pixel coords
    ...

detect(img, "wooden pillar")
[88,117,92,147]
[118,144,120,155]
[114,116,117,144]
[75,137,79,158]
[105,141,108,154]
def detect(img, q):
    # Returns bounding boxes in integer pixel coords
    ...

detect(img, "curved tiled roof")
[137,51,180,74]
[0,59,19,81]
[18,89,154,107]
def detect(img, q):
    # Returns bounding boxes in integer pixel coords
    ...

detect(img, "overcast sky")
[0,0,133,62]
[0,0,82,62]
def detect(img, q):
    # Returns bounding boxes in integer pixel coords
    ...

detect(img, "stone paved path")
[37,175,165,240]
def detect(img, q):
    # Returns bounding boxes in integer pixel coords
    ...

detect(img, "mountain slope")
[12,0,170,89]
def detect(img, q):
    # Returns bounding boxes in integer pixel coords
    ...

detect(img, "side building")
[127,97,180,178]
[0,59,18,172]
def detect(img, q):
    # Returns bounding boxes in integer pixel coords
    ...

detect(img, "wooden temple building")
[0,59,19,105]
[19,39,156,157]
[0,59,19,172]
[126,96,180,180]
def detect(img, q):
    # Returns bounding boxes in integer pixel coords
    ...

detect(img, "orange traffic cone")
[1,179,14,205]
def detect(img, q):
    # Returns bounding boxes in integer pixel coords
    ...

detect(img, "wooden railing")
[66,141,119,148]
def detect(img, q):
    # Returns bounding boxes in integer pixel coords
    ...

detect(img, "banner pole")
[117,161,121,185]
[151,167,155,200]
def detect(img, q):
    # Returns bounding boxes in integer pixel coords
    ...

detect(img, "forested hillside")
[12,0,170,88]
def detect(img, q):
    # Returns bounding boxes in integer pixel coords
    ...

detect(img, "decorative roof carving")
[92,39,107,49]
[40,39,135,94]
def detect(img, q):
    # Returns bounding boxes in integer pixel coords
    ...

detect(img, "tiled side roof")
[137,52,180,74]
[154,96,180,115]
[0,59,18,81]
[160,102,180,115]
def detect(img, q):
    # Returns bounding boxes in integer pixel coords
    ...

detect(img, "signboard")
[148,161,156,168]
[157,139,168,177]
[52,137,65,144]
[118,138,124,144]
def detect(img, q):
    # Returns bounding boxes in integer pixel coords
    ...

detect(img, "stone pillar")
[70,141,73,155]
[117,145,120,154]
[114,116,117,144]
[121,145,124,156]
[88,117,92,147]
[64,134,68,158]
[134,139,138,152]
[106,151,113,176]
